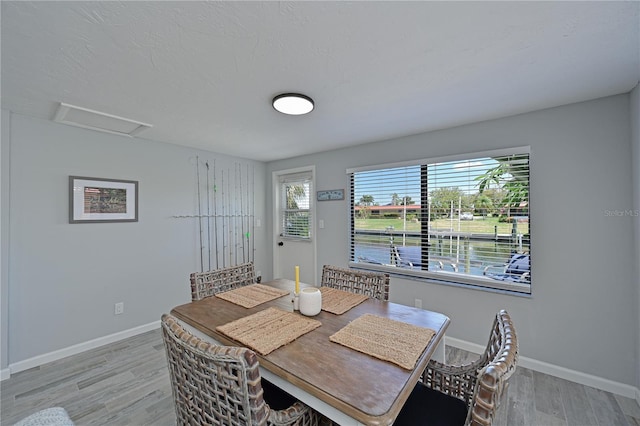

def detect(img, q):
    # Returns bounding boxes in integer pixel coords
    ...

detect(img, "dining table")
[170,278,450,426]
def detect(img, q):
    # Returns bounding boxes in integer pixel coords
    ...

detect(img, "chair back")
[321,265,389,301]
[467,310,519,426]
[161,314,270,426]
[190,262,256,301]
[504,254,530,276]
[395,246,422,268]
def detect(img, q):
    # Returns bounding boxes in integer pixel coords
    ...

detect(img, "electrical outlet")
[114,302,124,315]
[414,298,422,309]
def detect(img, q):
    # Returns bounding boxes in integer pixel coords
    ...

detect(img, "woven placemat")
[320,287,369,315]
[216,307,321,355]
[216,284,289,308]
[329,314,435,370]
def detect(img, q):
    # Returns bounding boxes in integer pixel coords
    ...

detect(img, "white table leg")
[432,336,446,363]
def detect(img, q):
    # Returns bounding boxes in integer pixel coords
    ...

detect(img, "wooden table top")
[170,279,450,426]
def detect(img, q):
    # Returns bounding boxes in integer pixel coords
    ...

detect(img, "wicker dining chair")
[190,262,256,301]
[161,314,321,426]
[320,265,390,301]
[394,310,519,426]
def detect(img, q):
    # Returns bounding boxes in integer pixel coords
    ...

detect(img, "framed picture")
[317,189,345,201]
[69,176,138,223]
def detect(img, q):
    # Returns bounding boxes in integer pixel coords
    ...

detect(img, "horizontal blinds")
[351,165,421,265]
[280,173,312,239]
[353,166,421,215]
[350,149,531,294]
[346,146,530,174]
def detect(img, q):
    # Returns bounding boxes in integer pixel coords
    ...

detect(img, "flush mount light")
[272,93,314,115]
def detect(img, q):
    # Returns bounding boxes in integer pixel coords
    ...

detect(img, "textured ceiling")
[2,1,639,162]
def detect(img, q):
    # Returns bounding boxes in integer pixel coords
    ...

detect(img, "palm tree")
[359,194,374,206]
[475,194,493,219]
[286,184,306,209]
[475,154,529,217]
[284,184,309,237]
[390,193,414,206]
[358,194,374,219]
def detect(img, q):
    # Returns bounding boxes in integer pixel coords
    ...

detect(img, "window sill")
[348,261,532,296]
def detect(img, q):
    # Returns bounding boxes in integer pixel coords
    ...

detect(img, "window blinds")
[349,149,531,293]
[279,172,313,240]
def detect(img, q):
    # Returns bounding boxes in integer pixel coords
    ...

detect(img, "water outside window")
[350,151,530,286]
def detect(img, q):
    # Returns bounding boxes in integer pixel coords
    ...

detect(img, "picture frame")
[317,189,345,201]
[69,176,138,223]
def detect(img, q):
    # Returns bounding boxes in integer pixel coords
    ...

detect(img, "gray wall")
[1,110,10,372]
[632,84,640,391]
[3,112,267,365]
[267,94,637,386]
[3,93,637,388]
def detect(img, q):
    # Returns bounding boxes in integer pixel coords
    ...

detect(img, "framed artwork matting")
[69,176,138,223]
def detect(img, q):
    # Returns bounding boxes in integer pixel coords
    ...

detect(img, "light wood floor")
[2,329,639,425]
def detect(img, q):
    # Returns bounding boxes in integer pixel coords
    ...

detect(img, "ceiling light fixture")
[272,93,314,115]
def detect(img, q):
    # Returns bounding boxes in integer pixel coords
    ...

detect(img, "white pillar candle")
[299,287,322,316]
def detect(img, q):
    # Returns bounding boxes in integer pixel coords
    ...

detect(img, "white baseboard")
[445,336,640,400]
[3,324,639,404]
[5,320,160,379]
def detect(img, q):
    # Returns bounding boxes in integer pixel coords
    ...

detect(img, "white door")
[273,167,317,285]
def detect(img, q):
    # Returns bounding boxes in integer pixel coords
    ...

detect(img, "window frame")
[347,147,531,295]
[278,171,313,241]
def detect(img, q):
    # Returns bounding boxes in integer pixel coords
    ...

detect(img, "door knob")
[278,242,284,246]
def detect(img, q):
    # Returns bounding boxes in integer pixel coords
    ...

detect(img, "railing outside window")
[348,147,531,294]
